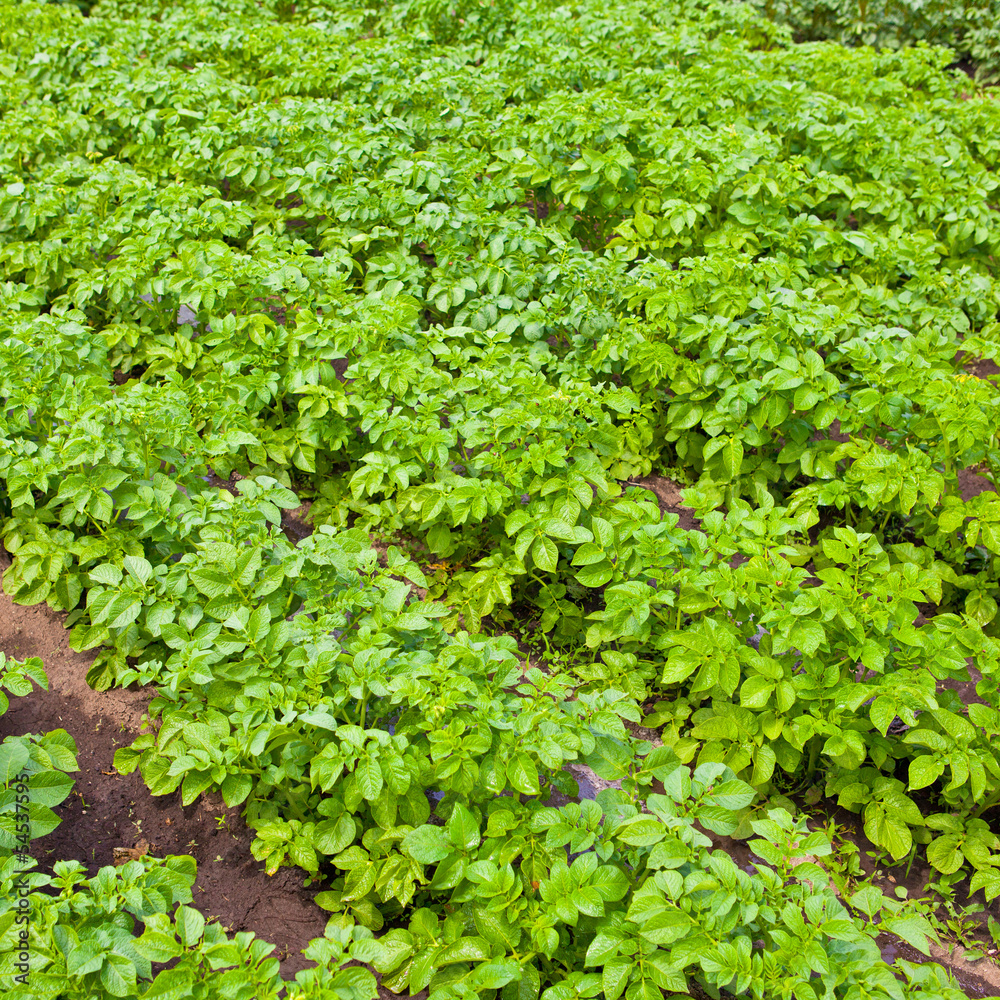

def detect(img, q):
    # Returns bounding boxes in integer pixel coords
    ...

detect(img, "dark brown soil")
[966,356,1000,381]
[813,417,852,444]
[959,467,996,501]
[629,474,700,530]
[282,501,315,544]
[0,562,327,977]
[937,661,990,709]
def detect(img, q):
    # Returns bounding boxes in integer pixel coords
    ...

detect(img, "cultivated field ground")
[2,0,1000,997]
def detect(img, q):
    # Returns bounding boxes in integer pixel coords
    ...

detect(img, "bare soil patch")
[629,474,700,530]
[959,467,996,501]
[965,356,1000,382]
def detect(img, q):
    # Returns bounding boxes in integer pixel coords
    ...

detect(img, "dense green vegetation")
[752,0,1000,82]
[2,0,1000,996]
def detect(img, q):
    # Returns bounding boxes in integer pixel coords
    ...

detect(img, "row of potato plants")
[0,610,963,1000]
[1,0,999,995]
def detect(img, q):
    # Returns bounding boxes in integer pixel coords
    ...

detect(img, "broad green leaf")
[507,753,540,795]
[403,826,452,864]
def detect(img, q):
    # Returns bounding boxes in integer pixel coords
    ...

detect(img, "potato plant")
[2,0,1000,996]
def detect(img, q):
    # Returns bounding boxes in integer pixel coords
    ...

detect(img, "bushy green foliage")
[2,0,1000,995]
[751,0,1000,83]
[1,657,959,1000]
